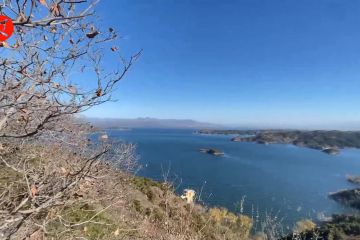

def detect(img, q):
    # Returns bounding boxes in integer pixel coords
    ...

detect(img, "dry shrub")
[0,0,140,238]
[294,219,317,233]
[0,119,138,239]
[208,207,253,239]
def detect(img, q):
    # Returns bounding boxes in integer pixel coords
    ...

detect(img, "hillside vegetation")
[0,142,254,240]
[282,215,360,240]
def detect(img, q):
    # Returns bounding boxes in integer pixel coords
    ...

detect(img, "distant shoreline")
[196,129,360,154]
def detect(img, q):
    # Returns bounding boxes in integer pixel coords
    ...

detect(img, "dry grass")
[0,140,258,240]
[294,219,316,233]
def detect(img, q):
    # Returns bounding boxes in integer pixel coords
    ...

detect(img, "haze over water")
[109,128,360,228]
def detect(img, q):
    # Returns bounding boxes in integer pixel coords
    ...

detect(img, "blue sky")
[85,0,360,128]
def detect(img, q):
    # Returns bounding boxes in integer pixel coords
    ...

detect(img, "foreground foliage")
[283,215,360,240]
[0,142,255,240]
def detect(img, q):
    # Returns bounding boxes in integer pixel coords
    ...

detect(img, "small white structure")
[100,133,108,141]
[181,189,196,204]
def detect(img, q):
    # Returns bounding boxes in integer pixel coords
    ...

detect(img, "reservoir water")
[108,128,360,228]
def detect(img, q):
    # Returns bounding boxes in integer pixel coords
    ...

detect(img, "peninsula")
[329,188,360,210]
[196,130,360,154]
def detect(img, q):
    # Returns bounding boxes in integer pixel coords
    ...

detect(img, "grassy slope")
[0,157,253,240]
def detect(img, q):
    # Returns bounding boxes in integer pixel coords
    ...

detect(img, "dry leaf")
[95,88,102,97]
[50,4,61,17]
[39,0,46,6]
[86,30,99,39]
[31,185,39,197]
[50,26,57,33]
[0,42,10,48]
[12,40,20,49]
[60,167,68,175]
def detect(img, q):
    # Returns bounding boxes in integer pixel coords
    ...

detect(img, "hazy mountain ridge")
[86,117,222,129]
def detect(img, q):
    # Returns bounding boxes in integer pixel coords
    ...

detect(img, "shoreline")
[195,129,360,155]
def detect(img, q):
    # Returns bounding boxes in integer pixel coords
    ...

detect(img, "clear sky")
[85,0,360,129]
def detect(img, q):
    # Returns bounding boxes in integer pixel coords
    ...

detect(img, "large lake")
[108,128,360,228]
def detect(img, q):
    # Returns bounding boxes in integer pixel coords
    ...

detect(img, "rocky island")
[321,147,340,155]
[347,176,360,185]
[329,188,360,210]
[197,129,360,154]
[200,148,224,156]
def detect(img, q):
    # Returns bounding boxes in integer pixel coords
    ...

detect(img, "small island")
[347,176,360,185]
[321,147,340,155]
[200,148,224,156]
[197,129,360,154]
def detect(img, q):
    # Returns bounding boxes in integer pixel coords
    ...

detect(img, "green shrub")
[132,176,162,193]
[283,215,360,240]
[152,208,165,222]
[132,199,142,213]
[47,203,115,240]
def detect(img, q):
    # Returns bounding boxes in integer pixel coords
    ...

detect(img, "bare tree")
[0,1,140,239]
[0,0,141,138]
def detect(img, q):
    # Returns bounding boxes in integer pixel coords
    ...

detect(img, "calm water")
[108,128,360,227]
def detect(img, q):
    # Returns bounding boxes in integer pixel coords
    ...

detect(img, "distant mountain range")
[85,117,222,129]
[83,117,360,131]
